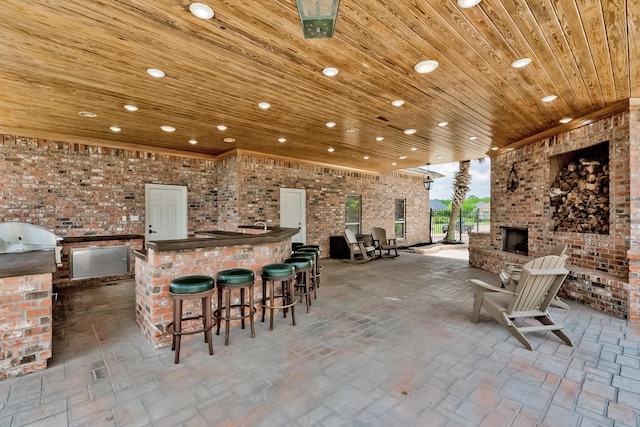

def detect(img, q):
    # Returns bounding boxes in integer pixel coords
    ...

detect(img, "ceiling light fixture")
[258,102,271,109]
[457,0,482,8]
[414,60,439,74]
[376,136,384,141]
[559,117,573,124]
[189,3,214,19]
[391,100,405,107]
[398,155,407,160]
[363,155,370,160]
[490,146,499,151]
[326,122,336,128]
[322,67,339,77]
[541,95,558,102]
[511,58,532,68]
[160,125,176,132]
[436,155,443,159]
[295,0,341,38]
[328,147,335,152]
[469,136,478,140]
[438,121,448,127]
[346,127,359,133]
[217,125,227,131]
[124,105,138,112]
[109,126,121,132]
[403,128,417,135]
[410,147,417,151]
[223,137,236,143]
[146,68,165,78]
[78,111,98,118]
[189,139,198,145]
[278,137,286,143]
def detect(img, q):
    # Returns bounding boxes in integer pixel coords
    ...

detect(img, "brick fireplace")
[469,101,640,321]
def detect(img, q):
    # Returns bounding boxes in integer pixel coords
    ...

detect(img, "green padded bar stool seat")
[284,257,314,313]
[215,268,256,345]
[166,275,215,364]
[261,263,297,330]
[298,244,320,250]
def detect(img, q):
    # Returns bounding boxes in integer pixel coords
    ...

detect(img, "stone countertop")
[60,234,144,243]
[142,227,299,252]
[0,251,57,278]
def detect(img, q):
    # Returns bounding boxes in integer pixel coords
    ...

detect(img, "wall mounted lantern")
[507,163,519,192]
[423,164,434,191]
[295,0,341,38]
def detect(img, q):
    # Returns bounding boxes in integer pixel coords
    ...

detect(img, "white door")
[145,184,188,242]
[280,188,306,244]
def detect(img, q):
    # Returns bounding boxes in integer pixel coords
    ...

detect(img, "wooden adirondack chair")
[371,227,399,258]
[344,229,376,263]
[500,243,570,309]
[471,255,573,351]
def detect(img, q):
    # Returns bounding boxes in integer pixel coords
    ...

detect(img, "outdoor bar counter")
[0,251,56,379]
[133,226,298,348]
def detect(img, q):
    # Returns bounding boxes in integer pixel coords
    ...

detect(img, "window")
[345,195,361,234]
[395,198,406,238]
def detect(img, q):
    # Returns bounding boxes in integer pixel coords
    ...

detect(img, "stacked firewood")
[549,158,609,234]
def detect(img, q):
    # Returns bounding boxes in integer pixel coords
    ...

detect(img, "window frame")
[345,194,362,234]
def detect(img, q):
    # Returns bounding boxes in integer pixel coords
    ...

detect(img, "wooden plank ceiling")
[0,0,636,172]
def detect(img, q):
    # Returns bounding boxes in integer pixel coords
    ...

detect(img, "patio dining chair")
[471,255,573,351]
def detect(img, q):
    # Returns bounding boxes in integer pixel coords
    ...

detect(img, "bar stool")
[284,257,313,313]
[261,263,296,330]
[215,268,256,345]
[296,246,321,290]
[293,252,317,299]
[166,275,215,364]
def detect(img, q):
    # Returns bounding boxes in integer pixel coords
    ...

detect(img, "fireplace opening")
[549,141,609,234]
[501,226,528,255]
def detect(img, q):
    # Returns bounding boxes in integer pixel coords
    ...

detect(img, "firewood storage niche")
[549,141,609,234]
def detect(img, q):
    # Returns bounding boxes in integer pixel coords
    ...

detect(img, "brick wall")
[0,274,52,379]
[471,104,640,321]
[1,134,431,257]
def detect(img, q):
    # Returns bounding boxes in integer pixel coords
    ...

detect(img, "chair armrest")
[470,279,516,294]
[388,238,397,244]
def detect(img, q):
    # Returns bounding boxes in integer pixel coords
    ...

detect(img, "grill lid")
[0,222,62,264]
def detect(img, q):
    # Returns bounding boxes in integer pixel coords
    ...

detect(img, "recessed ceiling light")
[376,136,384,141]
[124,104,138,112]
[326,122,336,128]
[189,2,214,19]
[436,155,443,159]
[328,147,335,152]
[469,136,478,140]
[511,58,532,68]
[392,162,397,166]
[363,155,370,160]
[78,111,98,118]
[322,67,339,77]
[559,117,573,124]
[278,137,286,143]
[346,127,359,133]
[414,60,439,74]
[438,121,448,127]
[398,155,407,160]
[258,102,271,109]
[404,129,417,135]
[410,147,417,151]
[161,125,176,132]
[391,100,405,107]
[217,125,227,131]
[189,139,198,145]
[541,95,558,102]
[223,137,236,143]
[490,146,499,151]
[457,0,481,7]
[146,68,165,78]
[109,126,121,132]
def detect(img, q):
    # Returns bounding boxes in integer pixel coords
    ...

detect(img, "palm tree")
[444,160,471,242]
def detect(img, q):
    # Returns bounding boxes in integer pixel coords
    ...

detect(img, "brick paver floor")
[1,252,638,426]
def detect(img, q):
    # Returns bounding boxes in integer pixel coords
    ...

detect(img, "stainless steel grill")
[0,222,62,265]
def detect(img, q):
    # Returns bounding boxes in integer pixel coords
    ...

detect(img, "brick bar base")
[0,273,52,379]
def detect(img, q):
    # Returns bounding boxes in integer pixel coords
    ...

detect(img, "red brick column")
[627,103,640,322]
[0,273,52,379]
